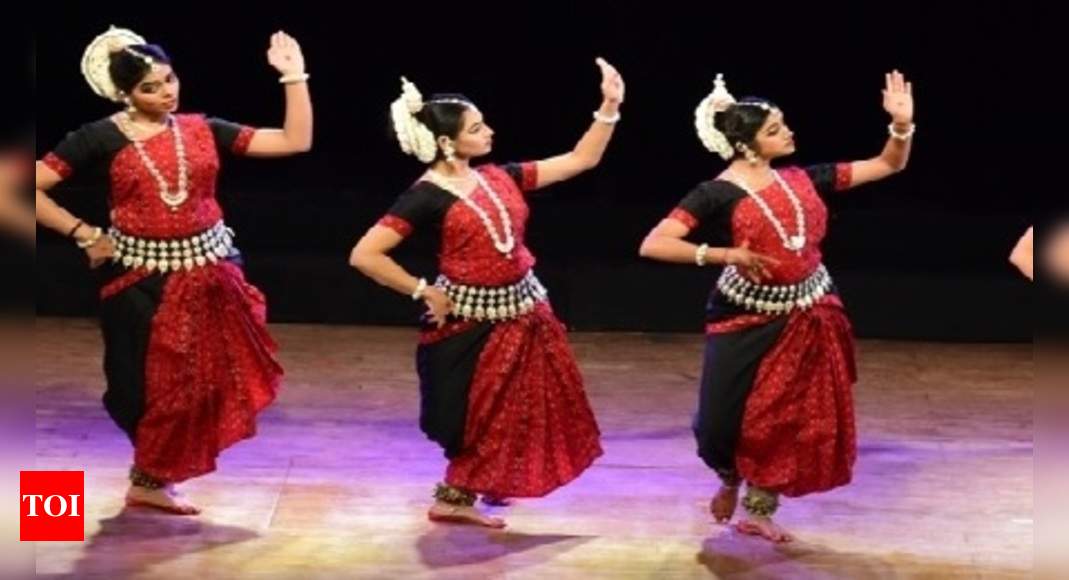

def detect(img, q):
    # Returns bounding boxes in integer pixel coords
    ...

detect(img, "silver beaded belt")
[109,221,235,273]
[717,264,833,315]
[435,270,549,322]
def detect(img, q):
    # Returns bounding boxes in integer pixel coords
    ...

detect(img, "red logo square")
[20,471,84,541]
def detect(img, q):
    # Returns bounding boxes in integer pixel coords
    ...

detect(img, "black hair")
[108,44,172,96]
[713,97,778,158]
[415,94,476,163]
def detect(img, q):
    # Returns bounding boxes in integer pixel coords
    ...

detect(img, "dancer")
[1009,227,1033,280]
[640,71,914,542]
[35,27,312,514]
[0,152,34,241]
[350,58,624,528]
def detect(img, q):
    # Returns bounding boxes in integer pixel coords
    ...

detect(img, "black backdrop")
[36,2,1033,341]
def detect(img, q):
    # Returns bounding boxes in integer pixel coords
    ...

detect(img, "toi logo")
[20,471,84,541]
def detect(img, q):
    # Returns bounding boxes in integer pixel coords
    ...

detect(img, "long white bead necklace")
[426,168,516,256]
[115,112,190,211]
[726,169,807,253]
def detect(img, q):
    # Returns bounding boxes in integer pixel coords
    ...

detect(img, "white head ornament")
[389,77,477,164]
[81,26,150,102]
[695,74,774,160]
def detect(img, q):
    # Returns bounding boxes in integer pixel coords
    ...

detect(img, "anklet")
[129,466,165,490]
[433,483,475,506]
[742,485,779,517]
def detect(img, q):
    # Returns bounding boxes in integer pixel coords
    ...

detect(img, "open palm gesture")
[882,69,913,124]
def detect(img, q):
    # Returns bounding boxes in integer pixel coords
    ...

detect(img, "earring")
[737,143,759,166]
[123,95,135,114]
[442,141,457,164]
[745,148,760,166]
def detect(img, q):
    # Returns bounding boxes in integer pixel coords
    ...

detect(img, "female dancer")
[35,27,312,514]
[1010,227,1033,280]
[640,71,914,542]
[350,58,624,528]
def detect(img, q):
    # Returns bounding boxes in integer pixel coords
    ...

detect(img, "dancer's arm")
[640,218,780,283]
[846,70,914,188]
[244,31,313,157]
[35,163,114,267]
[529,58,624,189]
[350,225,453,328]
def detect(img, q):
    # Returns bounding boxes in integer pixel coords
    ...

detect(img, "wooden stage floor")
[34,318,1032,579]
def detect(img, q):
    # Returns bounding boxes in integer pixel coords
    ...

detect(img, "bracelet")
[695,243,709,267]
[75,227,103,249]
[592,110,621,125]
[411,278,428,301]
[66,220,85,239]
[888,122,915,141]
[279,72,310,84]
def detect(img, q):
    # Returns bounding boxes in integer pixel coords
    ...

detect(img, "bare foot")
[428,501,507,529]
[125,485,201,515]
[736,515,794,543]
[710,485,740,523]
[481,495,513,507]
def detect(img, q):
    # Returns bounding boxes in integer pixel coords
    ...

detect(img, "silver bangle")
[592,110,621,125]
[696,243,710,267]
[888,122,915,141]
[411,278,428,301]
[279,72,310,84]
[75,227,103,249]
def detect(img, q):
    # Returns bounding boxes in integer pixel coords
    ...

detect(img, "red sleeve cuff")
[519,161,538,191]
[835,162,853,191]
[232,126,256,155]
[668,208,699,230]
[377,215,413,238]
[42,152,73,179]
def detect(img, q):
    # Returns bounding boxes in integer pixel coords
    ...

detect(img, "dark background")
[35,2,1033,341]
